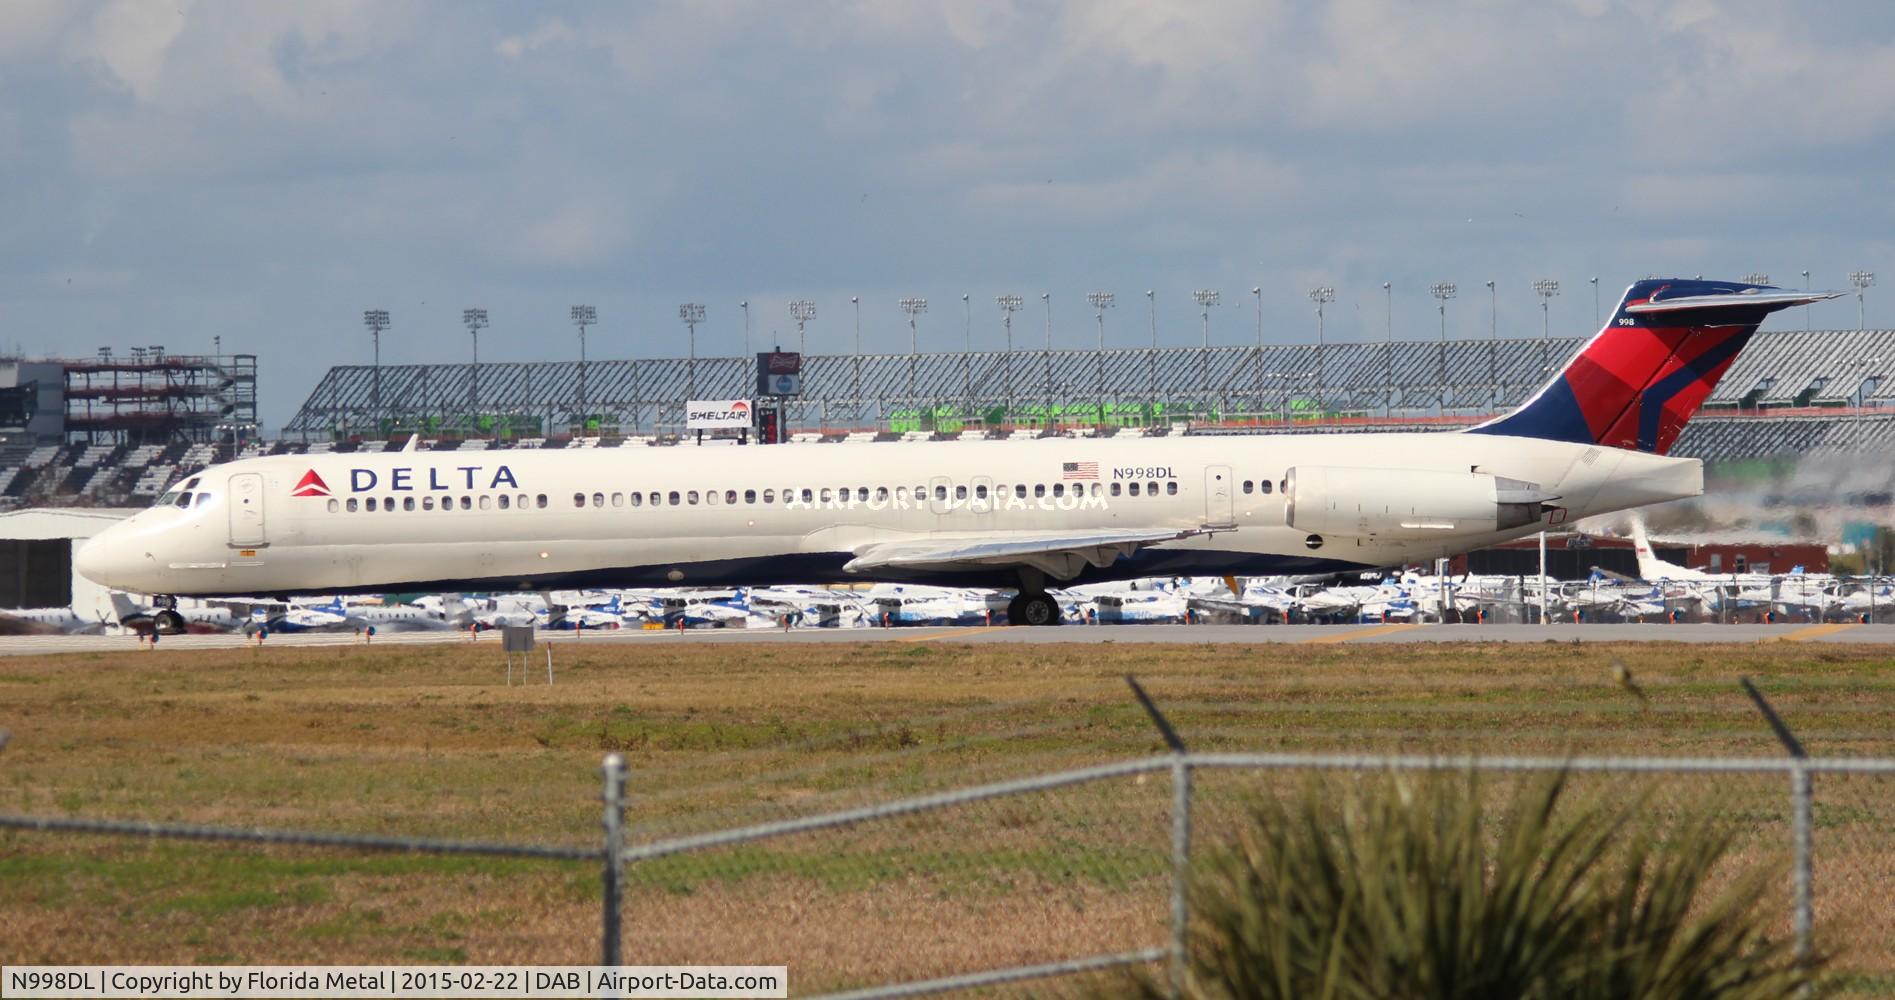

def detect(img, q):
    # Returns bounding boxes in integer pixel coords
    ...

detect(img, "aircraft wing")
[843,527,1213,579]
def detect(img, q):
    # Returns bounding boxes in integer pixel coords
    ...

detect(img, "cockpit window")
[195,493,213,508]
[155,491,179,506]
[183,477,200,490]
[175,492,194,508]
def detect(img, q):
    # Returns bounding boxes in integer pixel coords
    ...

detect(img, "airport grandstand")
[2,328,1890,509]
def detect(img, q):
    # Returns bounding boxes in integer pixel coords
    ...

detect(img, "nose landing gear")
[152,595,185,635]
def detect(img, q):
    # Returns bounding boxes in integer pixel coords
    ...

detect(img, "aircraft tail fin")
[108,592,141,624]
[1468,279,1841,454]
[1629,517,1671,582]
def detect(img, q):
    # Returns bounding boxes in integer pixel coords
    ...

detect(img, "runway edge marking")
[1775,622,1859,643]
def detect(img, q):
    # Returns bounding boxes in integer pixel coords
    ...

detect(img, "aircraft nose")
[75,523,133,588]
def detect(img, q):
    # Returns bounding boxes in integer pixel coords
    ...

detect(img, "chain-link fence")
[5,751,1894,995]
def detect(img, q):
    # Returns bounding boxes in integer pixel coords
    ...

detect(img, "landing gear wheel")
[1015,594,1062,627]
[154,609,186,635]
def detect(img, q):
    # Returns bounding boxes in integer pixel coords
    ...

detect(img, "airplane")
[74,279,1842,626]
[110,593,242,634]
[0,606,109,635]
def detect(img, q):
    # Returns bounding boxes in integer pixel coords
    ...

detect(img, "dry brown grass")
[3,639,1895,990]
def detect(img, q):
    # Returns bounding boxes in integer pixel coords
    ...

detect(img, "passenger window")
[802,488,814,504]
[574,493,586,508]
[1129,482,1141,496]
[1261,480,1273,495]
[592,492,604,508]
[1278,479,1286,493]
[385,498,395,512]
[1092,483,1103,496]
[628,492,641,507]
[1167,482,1178,495]
[611,492,623,507]
[856,487,867,502]
[912,486,925,501]
[975,484,987,499]
[327,499,339,513]
[1242,481,1253,494]
[460,496,471,510]
[499,495,511,510]
[955,485,967,500]
[1015,483,1026,497]
[479,495,492,510]
[365,498,377,511]
[1056,483,1068,498]
[423,497,436,511]
[536,494,548,508]
[688,490,700,505]
[876,486,889,501]
[405,497,417,511]
[934,485,947,501]
[669,491,681,506]
[441,500,452,515]
[762,489,775,503]
[726,490,738,505]
[1111,483,1122,497]
[708,489,722,506]
[347,498,359,512]
[745,490,756,504]
[518,494,529,508]
[1034,484,1046,498]
[820,488,833,502]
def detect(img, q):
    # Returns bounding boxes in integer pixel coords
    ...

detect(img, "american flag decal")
[1062,461,1099,480]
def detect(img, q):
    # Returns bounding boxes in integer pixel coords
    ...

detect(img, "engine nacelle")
[1285,466,1550,540]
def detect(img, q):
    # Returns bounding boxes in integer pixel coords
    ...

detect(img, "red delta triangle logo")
[732,401,750,416]
[291,469,332,498]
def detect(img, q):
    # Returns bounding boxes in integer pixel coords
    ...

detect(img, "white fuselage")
[75,434,1701,598]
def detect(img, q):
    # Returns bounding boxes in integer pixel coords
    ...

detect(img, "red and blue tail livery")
[1469,278,1841,454]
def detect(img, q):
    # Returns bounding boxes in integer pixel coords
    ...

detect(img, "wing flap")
[844,527,1212,579]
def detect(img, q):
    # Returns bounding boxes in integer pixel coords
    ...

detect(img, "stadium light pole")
[1041,293,1052,422]
[1252,287,1263,412]
[1534,279,1559,386]
[788,299,816,356]
[1801,271,1812,331]
[1382,282,1392,339]
[1088,291,1114,404]
[363,309,388,432]
[1194,289,1220,412]
[740,300,751,354]
[679,303,705,398]
[851,296,862,428]
[571,305,596,433]
[1484,281,1498,409]
[1309,286,1334,410]
[462,308,487,418]
[998,294,1023,425]
[1146,290,1157,412]
[1851,271,1875,331]
[961,294,973,418]
[1430,283,1456,411]
[900,297,927,403]
[1589,276,1599,327]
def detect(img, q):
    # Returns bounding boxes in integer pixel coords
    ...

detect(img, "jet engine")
[1284,466,1552,540]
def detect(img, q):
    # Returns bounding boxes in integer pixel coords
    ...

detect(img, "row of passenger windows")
[1242,479,1283,495]
[326,494,551,513]
[570,480,1181,508]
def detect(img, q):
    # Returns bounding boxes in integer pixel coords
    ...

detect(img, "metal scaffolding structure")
[62,351,258,445]
[279,327,1895,441]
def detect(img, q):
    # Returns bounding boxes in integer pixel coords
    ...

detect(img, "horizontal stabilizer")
[1623,288,1844,315]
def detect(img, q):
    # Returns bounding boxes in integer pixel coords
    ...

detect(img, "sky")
[5,0,1895,429]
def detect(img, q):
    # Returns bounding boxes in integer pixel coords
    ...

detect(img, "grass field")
[3,638,1895,991]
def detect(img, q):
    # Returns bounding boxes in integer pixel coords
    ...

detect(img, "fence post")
[1125,675,1190,999]
[600,753,626,968]
[1170,755,1191,1000]
[1791,760,1813,967]
[1740,677,1812,967]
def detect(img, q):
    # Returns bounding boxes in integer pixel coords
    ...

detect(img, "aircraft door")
[228,473,268,547]
[1205,465,1233,525]
[928,475,954,517]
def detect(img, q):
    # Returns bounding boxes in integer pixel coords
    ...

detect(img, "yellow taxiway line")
[1301,623,1422,644]
[1776,622,1858,642]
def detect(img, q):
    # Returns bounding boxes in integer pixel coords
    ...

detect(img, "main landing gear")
[1007,568,1063,626]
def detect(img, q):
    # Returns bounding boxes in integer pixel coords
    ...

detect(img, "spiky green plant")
[1128,771,1823,1000]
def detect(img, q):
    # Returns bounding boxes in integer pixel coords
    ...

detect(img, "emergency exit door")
[228,473,267,547]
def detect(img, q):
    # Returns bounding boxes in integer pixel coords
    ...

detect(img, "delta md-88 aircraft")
[77,279,1838,626]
